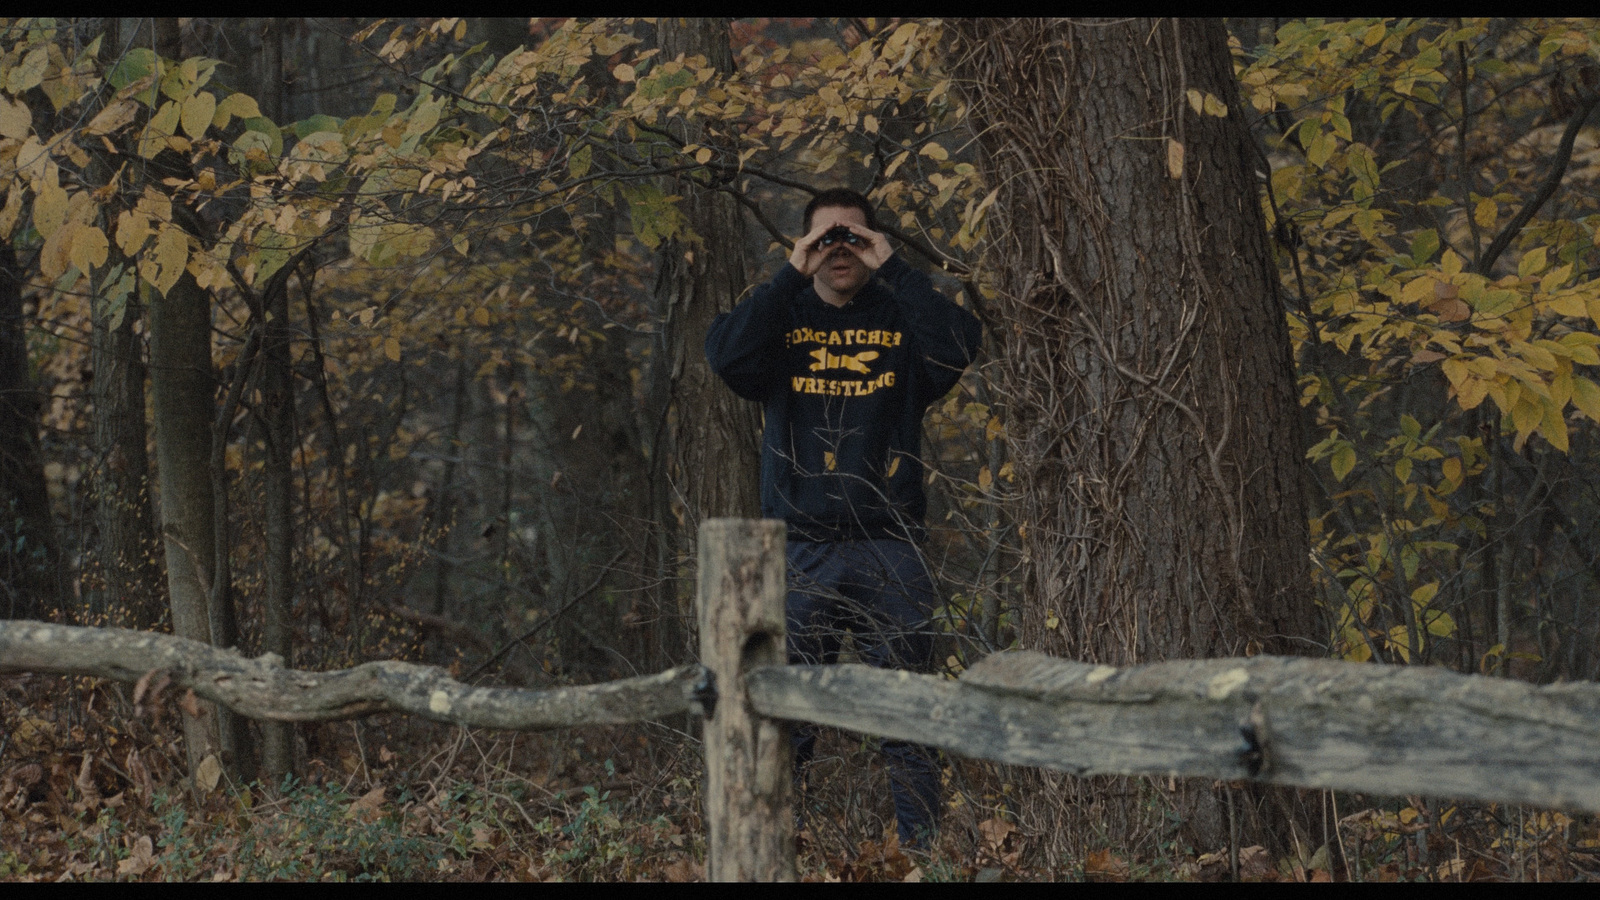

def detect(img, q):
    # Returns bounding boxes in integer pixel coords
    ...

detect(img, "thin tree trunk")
[148,269,225,781]
[89,246,162,629]
[87,16,163,631]
[255,20,296,785]
[259,273,297,783]
[951,17,1318,858]
[0,243,64,621]
[147,13,253,787]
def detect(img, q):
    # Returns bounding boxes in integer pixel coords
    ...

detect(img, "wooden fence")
[4,518,1600,881]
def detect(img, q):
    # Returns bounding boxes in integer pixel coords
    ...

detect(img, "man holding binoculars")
[704,187,982,849]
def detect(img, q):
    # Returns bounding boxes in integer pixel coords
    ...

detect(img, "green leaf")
[107,48,159,102]
[569,144,592,179]
[1331,442,1356,482]
[291,114,342,139]
[1408,229,1438,266]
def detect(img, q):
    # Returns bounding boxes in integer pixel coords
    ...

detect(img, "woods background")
[3,17,1600,881]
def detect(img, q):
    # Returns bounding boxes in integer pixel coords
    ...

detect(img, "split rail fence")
[4,518,1600,880]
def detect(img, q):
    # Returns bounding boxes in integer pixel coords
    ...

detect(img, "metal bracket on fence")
[689,666,718,719]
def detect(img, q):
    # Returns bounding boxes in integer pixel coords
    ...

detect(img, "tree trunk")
[0,243,65,621]
[148,270,226,780]
[950,18,1318,859]
[259,271,297,784]
[646,17,763,666]
[83,16,163,632]
[89,247,163,630]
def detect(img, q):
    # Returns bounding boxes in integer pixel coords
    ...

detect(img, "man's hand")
[837,221,892,270]
[788,219,892,276]
[788,221,837,276]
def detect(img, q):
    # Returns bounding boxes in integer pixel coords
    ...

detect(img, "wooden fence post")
[698,517,794,882]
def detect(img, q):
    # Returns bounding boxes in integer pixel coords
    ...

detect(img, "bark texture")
[89,247,163,629]
[147,269,225,776]
[641,17,763,668]
[950,18,1318,856]
[655,18,762,529]
[259,271,297,783]
[0,244,64,621]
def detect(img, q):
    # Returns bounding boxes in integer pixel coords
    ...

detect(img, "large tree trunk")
[0,244,65,621]
[951,18,1319,859]
[645,17,762,666]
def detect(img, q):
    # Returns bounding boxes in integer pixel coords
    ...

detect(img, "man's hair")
[803,187,878,234]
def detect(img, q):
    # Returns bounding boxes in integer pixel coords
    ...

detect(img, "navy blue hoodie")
[705,254,982,542]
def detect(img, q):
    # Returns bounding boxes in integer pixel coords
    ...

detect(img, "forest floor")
[3,672,1597,882]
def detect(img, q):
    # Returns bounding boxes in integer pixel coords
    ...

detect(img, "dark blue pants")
[785,539,942,847]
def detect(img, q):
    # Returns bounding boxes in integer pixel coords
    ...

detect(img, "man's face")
[811,205,872,301]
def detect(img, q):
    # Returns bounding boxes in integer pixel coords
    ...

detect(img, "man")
[704,187,983,849]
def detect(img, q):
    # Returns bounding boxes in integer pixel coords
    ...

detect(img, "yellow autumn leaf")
[149,224,188,296]
[138,101,181,159]
[919,142,949,161]
[1511,395,1542,442]
[1441,456,1462,488]
[613,63,635,82]
[978,466,993,490]
[69,224,109,274]
[181,91,216,139]
[1571,376,1600,422]
[212,92,261,129]
[31,182,68,239]
[1388,625,1411,663]
[1424,610,1456,638]
[1166,138,1184,178]
[1473,197,1496,228]
[472,307,490,326]
[1186,88,1205,115]
[1518,246,1548,278]
[1441,249,1463,277]
[1440,357,1468,389]
[86,98,139,136]
[695,147,712,165]
[38,220,77,279]
[116,209,152,256]
[384,336,401,362]
[0,96,30,139]
[15,136,51,187]
[1400,275,1435,305]
[1544,292,1588,318]
[1044,610,1060,630]
[1513,340,1559,372]
[1541,399,1570,452]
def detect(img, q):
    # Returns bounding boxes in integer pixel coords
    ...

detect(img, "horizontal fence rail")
[747,652,1600,816]
[0,621,699,730]
[5,619,1599,816]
